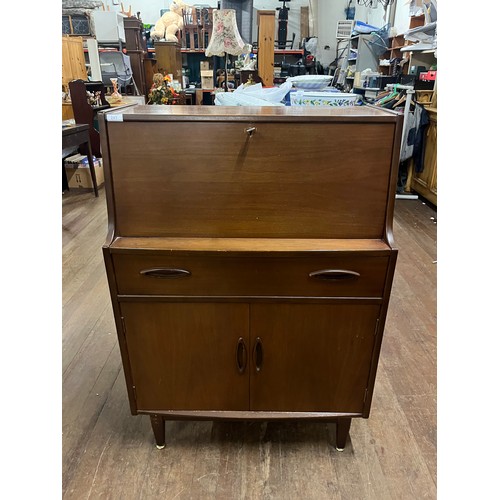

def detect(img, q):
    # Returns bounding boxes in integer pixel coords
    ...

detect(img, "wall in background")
[392,0,410,35]
[251,0,310,48]
[316,1,389,67]
[97,0,173,25]
[80,0,412,66]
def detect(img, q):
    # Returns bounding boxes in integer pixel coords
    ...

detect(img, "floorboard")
[62,189,437,499]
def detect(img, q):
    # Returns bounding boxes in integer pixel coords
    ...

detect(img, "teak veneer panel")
[110,237,391,253]
[107,121,395,239]
[249,303,381,412]
[112,253,390,297]
[103,104,397,120]
[121,302,249,411]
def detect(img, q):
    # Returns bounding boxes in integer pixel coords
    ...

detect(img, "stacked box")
[65,155,104,189]
[200,69,214,89]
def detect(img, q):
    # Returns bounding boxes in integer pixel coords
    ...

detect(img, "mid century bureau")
[99,105,402,450]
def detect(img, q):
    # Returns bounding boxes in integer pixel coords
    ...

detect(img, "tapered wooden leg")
[150,414,166,449]
[335,418,352,451]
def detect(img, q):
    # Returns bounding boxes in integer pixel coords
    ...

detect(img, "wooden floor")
[62,188,437,499]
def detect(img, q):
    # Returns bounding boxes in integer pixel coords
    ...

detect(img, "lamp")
[205,9,252,91]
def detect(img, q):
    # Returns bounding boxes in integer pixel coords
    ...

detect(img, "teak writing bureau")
[99,105,402,450]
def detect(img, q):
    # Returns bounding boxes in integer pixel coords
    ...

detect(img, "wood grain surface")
[107,121,394,239]
[112,253,390,297]
[63,190,436,499]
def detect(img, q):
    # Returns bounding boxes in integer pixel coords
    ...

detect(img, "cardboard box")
[200,69,214,89]
[200,60,210,71]
[65,156,104,190]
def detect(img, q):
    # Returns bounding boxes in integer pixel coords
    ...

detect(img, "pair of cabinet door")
[121,302,381,414]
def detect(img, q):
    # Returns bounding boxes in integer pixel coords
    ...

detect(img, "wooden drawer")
[112,253,389,298]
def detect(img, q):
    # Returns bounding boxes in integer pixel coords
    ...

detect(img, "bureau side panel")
[106,121,395,239]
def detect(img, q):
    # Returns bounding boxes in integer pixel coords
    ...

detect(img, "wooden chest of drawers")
[99,105,402,450]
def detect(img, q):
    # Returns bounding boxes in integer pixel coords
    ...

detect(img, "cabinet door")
[249,304,380,413]
[120,302,249,411]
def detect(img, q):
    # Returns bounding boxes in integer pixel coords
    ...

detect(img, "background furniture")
[68,80,110,158]
[195,88,215,105]
[181,7,200,50]
[99,51,139,94]
[257,10,276,87]
[62,123,98,197]
[124,16,149,95]
[336,34,380,90]
[180,6,214,50]
[62,36,88,92]
[99,105,401,450]
[92,10,126,47]
[62,35,87,119]
[62,103,74,121]
[153,41,183,86]
[408,106,437,206]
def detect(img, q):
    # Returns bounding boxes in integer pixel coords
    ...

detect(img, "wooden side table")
[62,123,98,197]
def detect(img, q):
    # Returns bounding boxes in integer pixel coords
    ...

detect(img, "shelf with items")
[148,45,305,88]
[409,14,425,30]
[377,35,415,78]
[336,35,378,90]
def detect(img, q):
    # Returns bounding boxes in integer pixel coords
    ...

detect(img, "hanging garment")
[411,105,430,173]
[400,102,429,163]
[400,105,417,162]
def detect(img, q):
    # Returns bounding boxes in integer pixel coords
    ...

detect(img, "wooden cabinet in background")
[62,103,74,121]
[257,11,276,87]
[99,105,402,451]
[124,16,149,95]
[62,36,87,91]
[408,107,437,206]
[62,36,87,120]
[153,41,183,86]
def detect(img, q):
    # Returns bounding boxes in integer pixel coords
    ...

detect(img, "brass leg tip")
[156,444,165,450]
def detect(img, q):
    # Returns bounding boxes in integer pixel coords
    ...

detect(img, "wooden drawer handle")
[253,337,263,372]
[309,269,360,281]
[140,268,191,279]
[236,337,247,374]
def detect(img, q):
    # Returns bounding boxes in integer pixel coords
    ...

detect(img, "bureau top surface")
[103,104,399,123]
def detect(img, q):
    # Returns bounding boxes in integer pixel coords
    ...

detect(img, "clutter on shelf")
[151,0,190,42]
[147,73,180,104]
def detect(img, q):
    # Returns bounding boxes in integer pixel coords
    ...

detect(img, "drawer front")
[112,253,389,298]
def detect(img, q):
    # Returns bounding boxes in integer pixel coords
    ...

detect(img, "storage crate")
[419,70,437,81]
[336,20,354,39]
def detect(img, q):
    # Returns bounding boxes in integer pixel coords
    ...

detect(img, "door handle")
[253,337,263,372]
[236,337,247,374]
